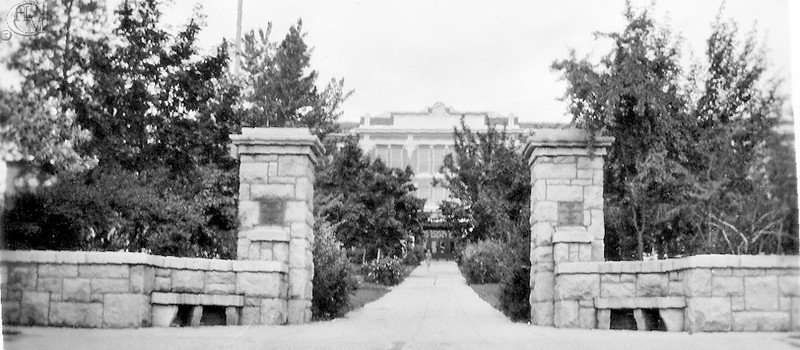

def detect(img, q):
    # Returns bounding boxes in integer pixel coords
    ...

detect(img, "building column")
[231,128,323,324]
[524,129,613,326]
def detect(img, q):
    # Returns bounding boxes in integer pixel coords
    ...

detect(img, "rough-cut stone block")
[290,223,310,239]
[244,297,261,306]
[636,274,668,297]
[295,178,313,203]
[289,239,310,268]
[577,157,603,169]
[732,311,789,331]
[712,276,744,297]
[591,241,604,261]
[553,244,569,263]
[206,271,235,285]
[151,305,178,327]
[600,282,635,298]
[49,302,103,328]
[745,276,779,311]
[273,243,290,263]
[172,270,205,293]
[251,184,295,199]
[278,155,310,177]
[289,269,309,298]
[533,163,576,179]
[260,247,274,260]
[532,180,547,202]
[287,299,311,324]
[79,265,129,279]
[531,272,555,302]
[633,309,647,331]
[236,272,284,298]
[779,275,800,296]
[532,201,558,222]
[684,269,712,297]
[91,278,129,294]
[578,307,596,329]
[8,265,37,290]
[239,201,260,228]
[531,246,553,266]
[659,309,684,332]
[620,274,635,283]
[531,222,554,246]
[600,274,619,283]
[686,297,731,332]
[284,201,308,224]
[732,269,764,277]
[205,283,236,295]
[20,291,50,325]
[37,277,62,294]
[63,278,91,302]
[583,186,603,209]
[597,309,611,329]
[554,300,580,328]
[2,300,20,324]
[531,301,554,326]
[129,266,154,294]
[547,185,583,201]
[792,298,800,331]
[241,306,261,325]
[554,274,599,300]
[155,268,171,278]
[39,264,78,277]
[248,244,261,260]
[261,298,288,325]
[154,277,171,292]
[578,244,591,262]
[104,294,147,328]
[239,162,269,183]
[190,305,203,327]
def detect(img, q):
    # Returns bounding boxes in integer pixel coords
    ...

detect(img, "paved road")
[4,261,799,350]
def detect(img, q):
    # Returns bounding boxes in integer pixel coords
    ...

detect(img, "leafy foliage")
[439,120,531,321]
[312,221,357,320]
[438,119,531,243]
[3,0,239,257]
[551,3,796,259]
[362,257,405,286]
[238,20,352,139]
[460,240,506,284]
[315,137,426,260]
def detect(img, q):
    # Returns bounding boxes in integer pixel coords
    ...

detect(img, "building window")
[432,145,445,173]
[390,145,403,168]
[418,146,431,173]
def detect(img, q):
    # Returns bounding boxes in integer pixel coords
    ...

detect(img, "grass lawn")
[469,283,502,311]
[348,281,390,311]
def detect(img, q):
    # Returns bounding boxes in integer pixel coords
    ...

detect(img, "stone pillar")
[524,129,613,326]
[230,128,323,324]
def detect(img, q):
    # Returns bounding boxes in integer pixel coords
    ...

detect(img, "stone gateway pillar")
[524,129,614,326]
[230,128,323,324]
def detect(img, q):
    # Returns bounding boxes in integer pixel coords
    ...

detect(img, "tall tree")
[315,137,426,260]
[552,3,795,259]
[238,20,351,138]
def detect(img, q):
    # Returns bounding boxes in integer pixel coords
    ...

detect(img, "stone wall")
[553,255,800,332]
[1,250,287,328]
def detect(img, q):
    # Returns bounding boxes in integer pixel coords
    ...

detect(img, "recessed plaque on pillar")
[258,199,285,225]
[557,201,583,226]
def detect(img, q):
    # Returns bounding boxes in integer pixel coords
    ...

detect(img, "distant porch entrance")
[423,228,456,260]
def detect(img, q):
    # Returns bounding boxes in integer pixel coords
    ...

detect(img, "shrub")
[363,257,405,286]
[460,240,506,284]
[402,245,425,266]
[499,264,531,321]
[312,222,356,319]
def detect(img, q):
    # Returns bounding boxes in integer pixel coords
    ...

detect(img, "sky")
[155,0,794,124]
[0,0,796,124]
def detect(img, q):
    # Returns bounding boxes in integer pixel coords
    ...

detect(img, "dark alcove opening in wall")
[609,309,667,331]
[610,309,637,330]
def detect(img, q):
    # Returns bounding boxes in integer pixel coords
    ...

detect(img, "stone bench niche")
[525,129,800,333]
